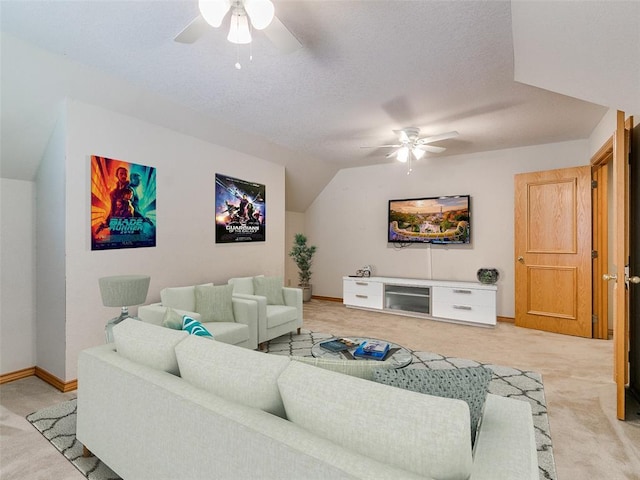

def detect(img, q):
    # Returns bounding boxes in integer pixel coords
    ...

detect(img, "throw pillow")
[182,316,213,338]
[194,284,235,323]
[372,366,492,446]
[162,307,184,330]
[253,276,285,305]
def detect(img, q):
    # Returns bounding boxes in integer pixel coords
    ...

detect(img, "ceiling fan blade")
[175,15,210,44]
[393,129,409,143]
[417,131,459,145]
[417,145,447,154]
[263,15,301,53]
[360,144,401,149]
[386,149,401,159]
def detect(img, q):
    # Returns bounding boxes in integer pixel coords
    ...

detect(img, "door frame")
[591,138,613,340]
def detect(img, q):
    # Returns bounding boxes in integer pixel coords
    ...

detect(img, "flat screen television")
[388,195,470,244]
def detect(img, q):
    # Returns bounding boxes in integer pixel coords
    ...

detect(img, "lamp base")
[104,312,140,343]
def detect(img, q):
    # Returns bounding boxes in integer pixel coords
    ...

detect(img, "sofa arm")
[138,304,201,327]
[282,287,303,329]
[232,293,267,341]
[470,394,538,480]
[231,297,259,350]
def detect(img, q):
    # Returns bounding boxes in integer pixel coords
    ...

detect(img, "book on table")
[353,340,390,360]
[319,338,360,352]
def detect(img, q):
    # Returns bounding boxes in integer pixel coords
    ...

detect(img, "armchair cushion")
[162,307,183,330]
[160,283,213,312]
[266,305,299,328]
[194,284,235,323]
[253,276,285,305]
[182,316,213,338]
[229,276,255,295]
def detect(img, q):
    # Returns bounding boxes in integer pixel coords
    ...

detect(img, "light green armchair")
[228,276,303,349]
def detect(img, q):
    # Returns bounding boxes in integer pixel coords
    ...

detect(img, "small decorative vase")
[477,268,499,284]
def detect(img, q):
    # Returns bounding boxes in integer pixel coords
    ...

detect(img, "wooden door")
[514,166,592,337]
[610,112,632,419]
[629,119,640,402]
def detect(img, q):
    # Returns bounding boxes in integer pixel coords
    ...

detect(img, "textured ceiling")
[0,1,612,211]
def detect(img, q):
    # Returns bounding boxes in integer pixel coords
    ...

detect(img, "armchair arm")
[232,293,267,341]
[138,304,201,327]
[231,297,259,350]
[282,287,303,329]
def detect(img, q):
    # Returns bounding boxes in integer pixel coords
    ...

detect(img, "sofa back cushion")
[228,276,255,295]
[112,319,188,376]
[277,361,473,480]
[175,336,290,418]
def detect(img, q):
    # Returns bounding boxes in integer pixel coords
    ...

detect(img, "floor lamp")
[99,275,151,343]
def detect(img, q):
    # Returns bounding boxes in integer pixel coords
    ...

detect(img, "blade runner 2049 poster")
[91,155,157,250]
[215,173,266,243]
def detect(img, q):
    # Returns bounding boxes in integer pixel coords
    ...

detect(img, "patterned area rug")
[26,330,556,480]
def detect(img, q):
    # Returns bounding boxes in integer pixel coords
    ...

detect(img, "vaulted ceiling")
[2,1,637,211]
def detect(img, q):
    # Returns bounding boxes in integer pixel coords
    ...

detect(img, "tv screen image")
[388,195,470,244]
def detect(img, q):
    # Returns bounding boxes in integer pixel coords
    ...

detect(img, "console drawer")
[432,302,496,325]
[343,291,383,309]
[433,286,495,307]
[343,279,383,309]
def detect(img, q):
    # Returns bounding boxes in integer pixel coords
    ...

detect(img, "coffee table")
[311,337,413,368]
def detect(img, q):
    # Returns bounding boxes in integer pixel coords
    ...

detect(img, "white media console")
[343,276,497,327]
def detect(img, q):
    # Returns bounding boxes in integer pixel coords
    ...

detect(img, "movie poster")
[91,155,157,250]
[215,173,265,243]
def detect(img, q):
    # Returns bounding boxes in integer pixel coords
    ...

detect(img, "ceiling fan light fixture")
[243,0,275,30]
[228,11,252,44]
[397,147,409,163]
[199,0,231,27]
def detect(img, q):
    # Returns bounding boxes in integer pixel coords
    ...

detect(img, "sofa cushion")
[290,355,397,381]
[160,283,213,312]
[254,276,285,305]
[265,305,298,328]
[194,284,235,323]
[203,321,249,346]
[112,318,188,376]
[372,366,491,446]
[162,307,183,330]
[182,316,213,338]
[277,361,473,480]
[229,276,255,295]
[175,336,290,418]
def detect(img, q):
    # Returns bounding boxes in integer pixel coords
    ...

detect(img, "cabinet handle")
[453,305,472,310]
[453,289,472,294]
[355,282,368,286]
[356,294,368,299]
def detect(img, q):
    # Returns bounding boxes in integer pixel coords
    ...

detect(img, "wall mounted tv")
[388,195,471,244]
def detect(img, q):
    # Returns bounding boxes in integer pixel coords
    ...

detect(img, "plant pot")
[477,268,499,284]
[300,284,312,302]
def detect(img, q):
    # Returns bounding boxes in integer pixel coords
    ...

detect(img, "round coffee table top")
[311,337,413,369]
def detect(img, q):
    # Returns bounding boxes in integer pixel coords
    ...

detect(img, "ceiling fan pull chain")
[235,42,242,69]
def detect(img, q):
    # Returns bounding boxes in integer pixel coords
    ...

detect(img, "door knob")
[627,275,640,284]
[603,273,617,281]
[517,256,524,263]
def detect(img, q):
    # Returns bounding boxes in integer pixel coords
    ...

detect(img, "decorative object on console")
[477,268,499,284]
[289,233,317,302]
[98,274,150,343]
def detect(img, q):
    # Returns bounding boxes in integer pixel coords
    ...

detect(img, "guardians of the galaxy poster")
[215,173,265,243]
[91,155,157,250]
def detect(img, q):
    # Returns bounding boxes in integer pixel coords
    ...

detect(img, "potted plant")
[289,233,317,302]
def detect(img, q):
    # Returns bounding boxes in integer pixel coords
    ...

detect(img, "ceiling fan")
[175,0,301,55]
[362,127,459,173]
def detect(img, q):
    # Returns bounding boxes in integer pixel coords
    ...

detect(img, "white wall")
[41,100,286,381]
[35,110,68,380]
[0,179,36,374]
[305,140,590,318]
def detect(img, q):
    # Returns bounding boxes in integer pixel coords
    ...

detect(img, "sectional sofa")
[76,319,538,480]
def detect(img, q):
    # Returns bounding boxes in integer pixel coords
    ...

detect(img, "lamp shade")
[99,275,150,307]
[228,12,252,44]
